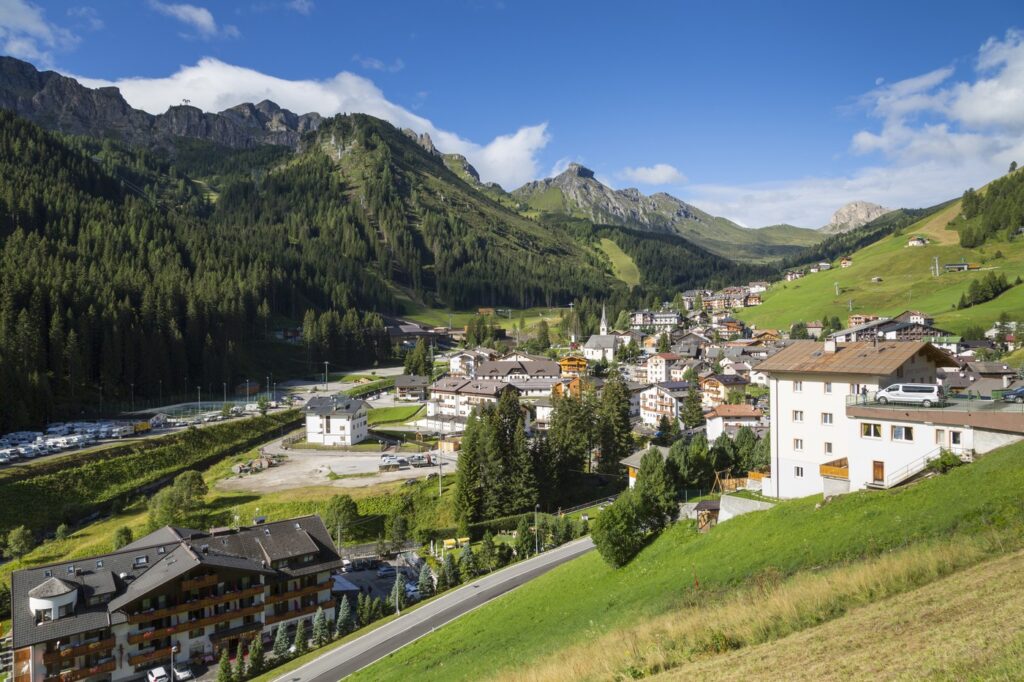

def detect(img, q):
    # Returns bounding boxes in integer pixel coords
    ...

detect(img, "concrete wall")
[718,495,775,523]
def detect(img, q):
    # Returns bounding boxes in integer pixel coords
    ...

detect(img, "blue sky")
[2,0,1024,226]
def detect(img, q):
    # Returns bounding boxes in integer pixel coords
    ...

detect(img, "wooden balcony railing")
[127,604,264,644]
[181,573,219,591]
[127,585,265,623]
[43,638,115,664]
[127,647,173,667]
[820,458,849,480]
[747,471,765,481]
[263,581,329,605]
[43,659,116,682]
[265,599,335,626]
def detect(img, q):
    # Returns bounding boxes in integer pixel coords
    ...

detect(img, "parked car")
[1002,386,1024,404]
[376,564,397,578]
[876,383,944,407]
[172,664,194,682]
[147,667,170,682]
[340,559,353,573]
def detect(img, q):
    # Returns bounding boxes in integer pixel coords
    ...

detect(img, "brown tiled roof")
[757,341,957,376]
[707,404,763,419]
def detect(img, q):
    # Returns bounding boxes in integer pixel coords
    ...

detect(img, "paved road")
[275,537,596,682]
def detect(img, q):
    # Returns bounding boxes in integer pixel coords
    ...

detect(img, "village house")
[630,309,681,332]
[10,517,342,682]
[448,347,497,376]
[705,404,766,441]
[303,396,368,447]
[840,257,853,268]
[907,235,928,247]
[784,271,804,282]
[428,378,516,417]
[647,352,681,383]
[806,321,824,339]
[700,374,749,407]
[747,281,770,294]
[639,382,691,427]
[829,315,950,343]
[558,355,588,377]
[755,340,1024,499]
[620,445,670,488]
[475,359,561,383]
[394,375,429,401]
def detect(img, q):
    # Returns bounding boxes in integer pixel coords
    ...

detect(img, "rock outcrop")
[822,201,893,234]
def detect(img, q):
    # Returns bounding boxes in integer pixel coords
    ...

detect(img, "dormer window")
[96,560,103,568]
[66,566,75,575]
[133,556,148,567]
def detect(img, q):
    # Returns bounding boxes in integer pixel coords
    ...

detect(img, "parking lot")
[339,558,421,602]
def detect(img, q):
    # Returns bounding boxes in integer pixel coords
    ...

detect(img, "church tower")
[600,303,608,336]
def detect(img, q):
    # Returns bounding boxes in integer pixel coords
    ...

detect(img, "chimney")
[824,339,837,353]
[1004,374,1011,389]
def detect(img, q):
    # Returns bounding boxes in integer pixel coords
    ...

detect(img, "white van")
[876,383,944,407]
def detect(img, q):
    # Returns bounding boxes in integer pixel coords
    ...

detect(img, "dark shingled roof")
[27,577,76,599]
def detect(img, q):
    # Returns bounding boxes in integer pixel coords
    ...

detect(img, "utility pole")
[323,361,329,390]
[130,383,135,413]
[834,282,839,296]
[223,382,227,404]
[245,379,250,402]
[196,387,201,416]
[534,504,540,555]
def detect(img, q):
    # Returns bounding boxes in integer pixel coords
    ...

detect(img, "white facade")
[304,408,368,447]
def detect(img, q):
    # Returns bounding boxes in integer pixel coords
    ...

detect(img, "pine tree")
[311,606,329,647]
[355,592,369,626]
[477,531,497,572]
[442,552,460,586]
[634,448,678,531]
[293,619,308,655]
[335,596,354,637]
[515,515,533,560]
[217,649,233,682]
[272,623,290,659]
[417,563,435,597]
[596,375,633,473]
[459,544,477,579]
[246,636,264,676]
[681,386,705,428]
[389,573,407,613]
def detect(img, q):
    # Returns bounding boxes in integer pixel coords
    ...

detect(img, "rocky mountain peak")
[823,201,892,233]
[401,128,438,155]
[562,162,595,179]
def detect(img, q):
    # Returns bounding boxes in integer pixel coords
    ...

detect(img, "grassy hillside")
[352,438,1024,681]
[738,197,1024,332]
[597,237,641,287]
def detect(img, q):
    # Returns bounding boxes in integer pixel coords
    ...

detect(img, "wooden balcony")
[747,471,765,481]
[181,573,219,591]
[264,581,329,605]
[43,659,116,682]
[265,599,335,626]
[127,585,265,624]
[820,458,849,480]
[128,647,173,667]
[43,638,115,664]
[127,604,264,644]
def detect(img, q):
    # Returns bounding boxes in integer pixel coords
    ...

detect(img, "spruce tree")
[217,649,233,682]
[311,606,329,647]
[681,386,705,428]
[477,531,497,572]
[515,515,533,559]
[355,592,369,626]
[246,636,264,676]
[389,573,407,612]
[442,552,460,586]
[596,375,633,472]
[293,619,308,655]
[417,563,435,597]
[634,448,678,531]
[335,596,354,638]
[459,544,477,579]
[272,624,289,659]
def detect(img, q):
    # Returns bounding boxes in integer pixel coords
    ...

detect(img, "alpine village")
[0,4,1024,682]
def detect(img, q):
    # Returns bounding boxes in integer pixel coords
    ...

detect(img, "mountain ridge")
[821,200,893,234]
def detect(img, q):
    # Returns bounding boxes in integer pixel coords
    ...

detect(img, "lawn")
[351,438,1024,681]
[368,404,426,425]
[737,197,1024,334]
[598,237,641,288]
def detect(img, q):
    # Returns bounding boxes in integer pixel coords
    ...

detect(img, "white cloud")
[0,0,78,65]
[147,1,238,39]
[286,0,313,14]
[688,29,1024,227]
[72,57,549,189]
[67,6,103,31]
[352,54,404,73]
[619,163,687,185]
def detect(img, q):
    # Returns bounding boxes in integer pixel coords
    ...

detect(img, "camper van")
[876,383,944,407]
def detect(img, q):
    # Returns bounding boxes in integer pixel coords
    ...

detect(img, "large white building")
[303,396,368,447]
[428,378,514,417]
[639,381,690,427]
[757,340,1023,498]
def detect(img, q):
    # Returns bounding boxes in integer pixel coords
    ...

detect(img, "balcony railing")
[127,604,264,644]
[44,659,116,682]
[181,574,219,591]
[819,458,849,480]
[43,638,115,664]
[264,581,329,605]
[127,585,265,623]
[128,647,173,667]
[265,599,335,626]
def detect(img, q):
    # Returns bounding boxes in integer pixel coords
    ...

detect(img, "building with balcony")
[756,340,1024,499]
[303,396,368,447]
[11,516,342,682]
[639,382,691,427]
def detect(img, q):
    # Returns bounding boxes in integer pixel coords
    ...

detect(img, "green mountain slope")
[510,163,824,263]
[737,184,1024,333]
[352,438,1024,681]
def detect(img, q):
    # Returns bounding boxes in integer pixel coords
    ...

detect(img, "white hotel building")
[757,340,1024,499]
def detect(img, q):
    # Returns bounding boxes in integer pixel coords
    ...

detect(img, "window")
[891,425,914,441]
[861,423,882,438]
[793,380,803,392]
[189,628,204,639]
[793,438,804,451]
[95,560,104,568]
[935,429,946,445]
[794,466,804,477]
[824,382,833,394]
[792,410,804,422]
[133,556,148,567]
[821,412,834,425]
[824,442,833,455]
[951,430,962,445]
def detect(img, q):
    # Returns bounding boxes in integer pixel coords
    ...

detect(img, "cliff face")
[822,201,893,234]
[0,56,322,149]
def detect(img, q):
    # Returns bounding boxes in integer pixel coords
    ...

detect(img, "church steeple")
[600,303,608,335]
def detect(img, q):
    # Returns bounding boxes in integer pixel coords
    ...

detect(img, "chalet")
[817,262,832,271]
[558,355,588,377]
[304,396,368,447]
[747,281,770,294]
[706,404,765,441]
[745,292,763,306]
[428,378,517,417]
[394,375,429,401]
[806,321,824,339]
[10,518,342,682]
[907,236,928,247]
[639,382,691,427]
[784,271,804,282]
[700,374,749,407]
[840,257,853,268]
[475,359,561,383]
[448,348,497,377]
[621,445,670,489]
[630,309,681,332]
[647,353,681,383]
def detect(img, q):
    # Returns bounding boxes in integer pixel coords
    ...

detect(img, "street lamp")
[323,361,329,390]
[534,504,540,555]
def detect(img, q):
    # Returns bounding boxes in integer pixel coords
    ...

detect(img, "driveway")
[273,537,595,682]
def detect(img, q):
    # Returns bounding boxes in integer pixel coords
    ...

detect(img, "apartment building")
[303,396,368,447]
[639,382,690,427]
[753,339,1022,498]
[428,378,516,417]
[11,518,341,682]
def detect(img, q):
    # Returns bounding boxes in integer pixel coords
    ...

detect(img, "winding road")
[274,537,596,682]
